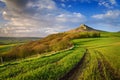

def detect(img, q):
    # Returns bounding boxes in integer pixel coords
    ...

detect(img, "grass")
[97,43,120,71]
[0,32,120,80]
[0,31,100,62]
[0,37,40,54]
[0,37,40,45]
[73,36,120,69]
[72,32,120,80]
[0,44,19,54]
[0,43,85,80]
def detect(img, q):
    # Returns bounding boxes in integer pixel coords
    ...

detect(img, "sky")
[0,0,120,37]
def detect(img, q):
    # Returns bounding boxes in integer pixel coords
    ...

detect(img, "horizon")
[0,0,120,37]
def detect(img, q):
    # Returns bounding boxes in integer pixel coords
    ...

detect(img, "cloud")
[91,10,120,31]
[0,0,86,37]
[98,0,117,8]
[68,5,72,7]
[61,0,65,2]
[98,1,113,8]
[78,0,117,8]
[61,3,66,7]
[109,0,117,5]
[61,3,72,8]
[61,0,69,2]
[92,10,120,19]
[56,12,86,23]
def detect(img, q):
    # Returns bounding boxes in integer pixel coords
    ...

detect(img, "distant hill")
[1,24,100,62]
[0,37,41,45]
[118,31,120,32]
[0,37,41,40]
[68,24,98,33]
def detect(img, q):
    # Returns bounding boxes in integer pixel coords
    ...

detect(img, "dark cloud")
[6,0,28,8]
[3,0,33,14]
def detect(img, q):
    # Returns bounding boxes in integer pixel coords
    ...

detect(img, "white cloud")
[0,0,86,37]
[56,12,86,23]
[61,4,72,8]
[109,0,117,5]
[61,3,66,7]
[92,10,120,19]
[98,0,117,8]
[98,1,112,8]
[0,0,5,2]
[61,0,65,2]
[90,10,120,32]
[78,0,117,8]
[27,0,56,10]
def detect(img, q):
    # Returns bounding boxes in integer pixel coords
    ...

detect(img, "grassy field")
[0,44,18,54]
[0,43,85,80]
[0,37,40,54]
[70,32,120,80]
[0,37,40,45]
[0,32,120,80]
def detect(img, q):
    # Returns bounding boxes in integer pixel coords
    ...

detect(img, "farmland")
[69,32,120,80]
[0,37,40,54]
[0,42,85,80]
[0,32,120,80]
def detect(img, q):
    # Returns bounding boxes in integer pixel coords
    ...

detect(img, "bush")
[1,31,100,62]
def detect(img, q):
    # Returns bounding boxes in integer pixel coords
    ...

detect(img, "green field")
[0,43,85,80]
[0,37,40,54]
[0,32,120,80]
[71,35,120,80]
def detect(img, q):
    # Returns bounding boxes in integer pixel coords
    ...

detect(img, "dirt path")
[59,49,91,80]
[59,49,120,80]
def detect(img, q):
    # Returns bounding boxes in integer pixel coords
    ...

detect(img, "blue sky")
[0,0,120,37]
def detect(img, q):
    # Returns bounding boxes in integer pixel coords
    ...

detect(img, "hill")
[0,24,100,62]
[0,31,120,80]
[68,24,99,33]
[0,37,40,45]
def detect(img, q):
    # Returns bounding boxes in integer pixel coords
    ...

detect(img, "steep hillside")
[0,24,100,62]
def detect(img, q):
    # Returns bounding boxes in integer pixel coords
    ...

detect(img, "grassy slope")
[73,32,120,69]
[0,37,40,54]
[0,32,120,80]
[0,43,85,80]
[0,37,40,45]
[1,32,100,62]
[0,44,19,54]
[71,32,120,80]
[0,37,39,54]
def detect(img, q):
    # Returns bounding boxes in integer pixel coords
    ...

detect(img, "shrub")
[1,31,100,62]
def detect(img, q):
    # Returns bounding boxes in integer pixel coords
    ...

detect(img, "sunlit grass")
[0,44,19,54]
[0,32,120,80]
[0,43,85,80]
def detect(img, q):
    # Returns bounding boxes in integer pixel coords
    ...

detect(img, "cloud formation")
[98,0,117,8]
[92,10,120,19]
[0,0,85,37]
[0,0,120,37]
[91,10,120,31]
[79,0,117,8]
